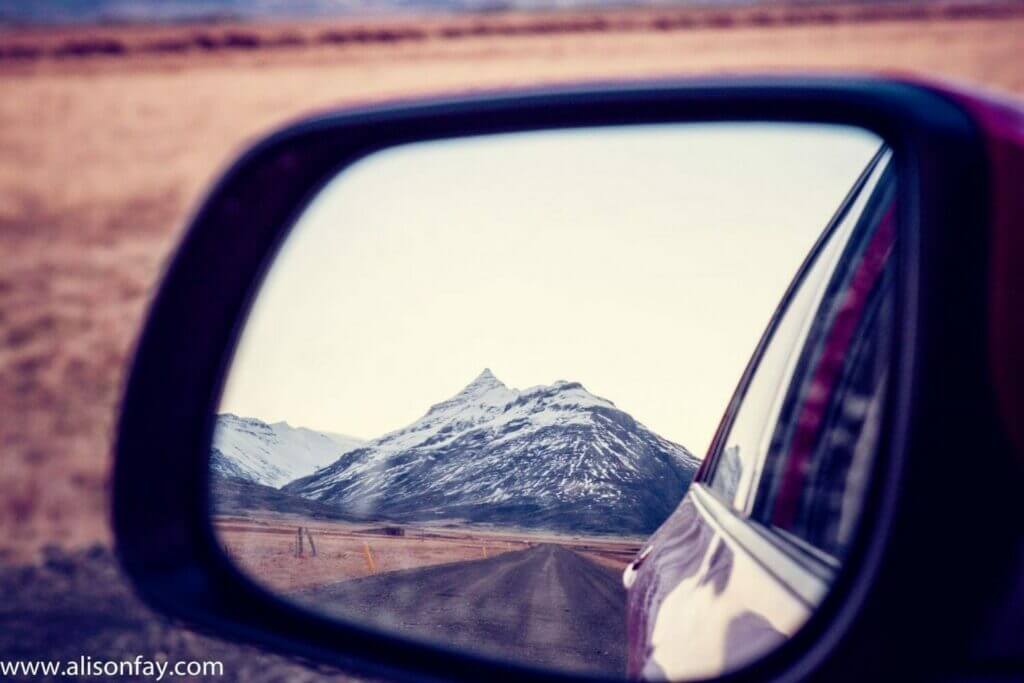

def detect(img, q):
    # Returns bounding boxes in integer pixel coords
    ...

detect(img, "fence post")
[296,527,304,557]
[306,528,317,557]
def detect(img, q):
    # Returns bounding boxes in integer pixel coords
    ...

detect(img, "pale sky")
[219,122,881,456]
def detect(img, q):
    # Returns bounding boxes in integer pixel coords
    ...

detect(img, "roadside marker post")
[363,541,377,574]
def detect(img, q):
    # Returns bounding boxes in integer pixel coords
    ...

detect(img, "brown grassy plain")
[216,515,639,593]
[2,3,1024,565]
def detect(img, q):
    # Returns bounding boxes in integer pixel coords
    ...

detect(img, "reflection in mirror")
[209,123,893,680]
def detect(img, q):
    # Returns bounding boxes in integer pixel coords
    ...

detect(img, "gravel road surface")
[298,543,627,676]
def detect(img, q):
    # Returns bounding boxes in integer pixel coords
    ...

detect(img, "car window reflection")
[753,162,896,558]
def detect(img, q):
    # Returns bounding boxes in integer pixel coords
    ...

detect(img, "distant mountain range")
[0,0,658,25]
[0,0,933,27]
[211,414,364,488]
[278,369,699,535]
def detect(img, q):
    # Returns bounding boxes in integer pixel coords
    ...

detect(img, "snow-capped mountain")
[211,413,364,488]
[283,369,700,535]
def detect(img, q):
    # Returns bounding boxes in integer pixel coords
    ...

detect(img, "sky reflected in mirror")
[221,123,881,454]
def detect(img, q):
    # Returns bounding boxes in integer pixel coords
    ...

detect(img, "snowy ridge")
[284,369,700,535]
[211,414,363,488]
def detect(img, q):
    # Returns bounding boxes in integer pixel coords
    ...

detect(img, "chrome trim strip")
[691,483,833,608]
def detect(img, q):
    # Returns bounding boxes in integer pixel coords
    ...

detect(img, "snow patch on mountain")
[211,414,363,488]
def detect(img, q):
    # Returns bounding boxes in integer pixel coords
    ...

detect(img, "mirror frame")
[114,77,1007,682]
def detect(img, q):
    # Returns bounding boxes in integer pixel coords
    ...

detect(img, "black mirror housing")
[113,76,1023,682]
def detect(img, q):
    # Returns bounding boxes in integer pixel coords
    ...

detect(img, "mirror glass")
[209,123,895,680]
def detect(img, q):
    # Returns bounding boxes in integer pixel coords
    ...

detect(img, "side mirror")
[113,77,1024,682]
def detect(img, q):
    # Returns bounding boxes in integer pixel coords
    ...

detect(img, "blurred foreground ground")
[1,3,1023,678]
[0,545,365,680]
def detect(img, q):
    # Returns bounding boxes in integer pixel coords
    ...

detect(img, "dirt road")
[299,543,626,675]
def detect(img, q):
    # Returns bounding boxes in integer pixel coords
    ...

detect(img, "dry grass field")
[216,514,639,592]
[1,0,1023,569]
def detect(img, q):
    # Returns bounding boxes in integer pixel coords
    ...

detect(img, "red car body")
[624,81,1024,680]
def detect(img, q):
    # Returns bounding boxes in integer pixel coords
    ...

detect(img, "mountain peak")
[212,414,364,489]
[463,368,505,393]
[283,368,700,535]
